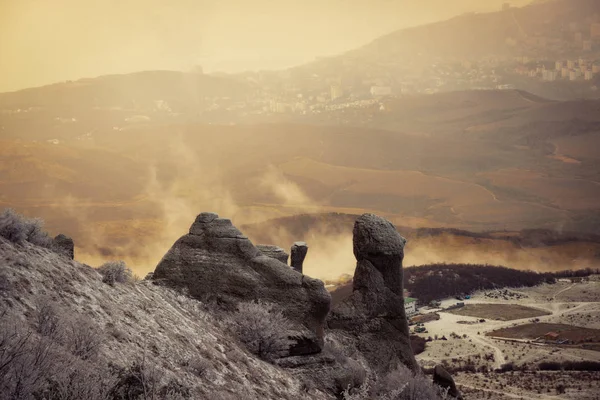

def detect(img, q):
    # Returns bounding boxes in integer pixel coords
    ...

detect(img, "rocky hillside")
[0,236,327,399]
[0,209,456,400]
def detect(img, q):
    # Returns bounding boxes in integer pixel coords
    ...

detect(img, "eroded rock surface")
[327,213,418,373]
[153,212,330,352]
[257,244,289,264]
[291,241,308,273]
[433,365,463,399]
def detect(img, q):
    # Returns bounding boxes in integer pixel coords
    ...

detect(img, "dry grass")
[551,134,600,161]
[446,304,551,321]
[481,168,600,211]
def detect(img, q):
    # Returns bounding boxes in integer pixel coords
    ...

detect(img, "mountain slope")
[0,237,329,399]
[344,0,599,60]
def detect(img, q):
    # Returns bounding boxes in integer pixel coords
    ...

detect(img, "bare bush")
[0,209,27,244]
[228,300,294,361]
[343,363,451,400]
[96,261,133,286]
[1,306,114,400]
[0,312,55,400]
[65,317,103,360]
[109,359,161,400]
[40,359,115,400]
[109,352,190,400]
[35,302,61,341]
[0,209,52,248]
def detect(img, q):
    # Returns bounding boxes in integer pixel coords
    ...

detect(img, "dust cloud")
[35,137,599,279]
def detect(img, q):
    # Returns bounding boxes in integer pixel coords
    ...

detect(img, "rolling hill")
[1,77,600,275]
[328,0,600,62]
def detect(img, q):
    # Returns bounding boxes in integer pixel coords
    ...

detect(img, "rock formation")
[433,365,463,399]
[256,244,289,264]
[291,241,308,273]
[152,212,330,352]
[327,213,418,373]
[52,234,74,259]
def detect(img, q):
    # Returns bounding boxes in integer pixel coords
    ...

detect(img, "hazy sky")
[0,0,532,92]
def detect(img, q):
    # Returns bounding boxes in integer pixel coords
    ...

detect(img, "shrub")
[497,362,515,373]
[109,359,161,400]
[539,360,600,371]
[343,363,450,400]
[96,260,133,286]
[0,309,111,400]
[35,302,61,341]
[0,208,52,248]
[66,317,103,360]
[228,300,294,361]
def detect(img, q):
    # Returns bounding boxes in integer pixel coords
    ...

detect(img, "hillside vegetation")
[403,264,598,303]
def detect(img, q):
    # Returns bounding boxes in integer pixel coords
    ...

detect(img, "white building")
[543,70,558,81]
[404,297,418,316]
[370,86,392,97]
[585,70,594,81]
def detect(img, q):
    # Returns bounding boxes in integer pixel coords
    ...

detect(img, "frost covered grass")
[0,237,326,400]
[96,260,133,286]
[343,364,451,400]
[227,301,294,361]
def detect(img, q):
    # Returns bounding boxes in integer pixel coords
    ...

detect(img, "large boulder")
[433,365,463,399]
[152,212,331,351]
[327,213,418,373]
[52,234,74,259]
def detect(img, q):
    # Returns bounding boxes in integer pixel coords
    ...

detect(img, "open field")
[481,168,600,210]
[487,323,600,343]
[412,279,600,398]
[519,280,600,304]
[457,371,600,400]
[447,304,551,321]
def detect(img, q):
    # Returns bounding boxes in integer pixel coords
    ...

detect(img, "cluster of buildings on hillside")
[511,20,600,82]
[514,56,600,82]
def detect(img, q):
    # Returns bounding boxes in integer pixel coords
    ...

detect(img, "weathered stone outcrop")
[52,234,74,259]
[433,365,463,399]
[327,213,418,373]
[152,212,331,352]
[256,244,289,264]
[291,241,308,273]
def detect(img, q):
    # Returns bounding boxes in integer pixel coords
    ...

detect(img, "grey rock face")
[53,234,74,259]
[256,244,289,264]
[291,241,308,273]
[153,212,331,350]
[327,213,418,373]
[433,365,463,399]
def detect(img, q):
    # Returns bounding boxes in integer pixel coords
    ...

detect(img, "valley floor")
[413,279,600,399]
